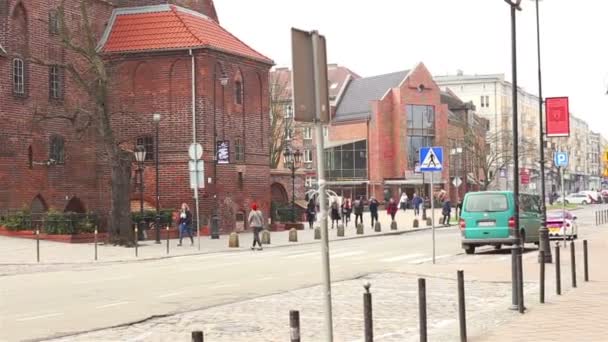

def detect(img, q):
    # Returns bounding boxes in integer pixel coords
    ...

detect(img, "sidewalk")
[0,209,444,267]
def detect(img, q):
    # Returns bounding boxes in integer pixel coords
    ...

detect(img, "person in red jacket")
[387,198,398,222]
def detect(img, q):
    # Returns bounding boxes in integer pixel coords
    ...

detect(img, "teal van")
[459,191,542,254]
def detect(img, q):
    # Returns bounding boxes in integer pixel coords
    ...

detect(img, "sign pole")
[561,165,566,248]
[431,171,435,264]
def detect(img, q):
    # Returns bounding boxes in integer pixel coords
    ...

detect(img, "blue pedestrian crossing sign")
[554,151,568,167]
[419,147,443,172]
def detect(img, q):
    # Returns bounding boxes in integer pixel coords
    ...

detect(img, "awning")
[324,138,366,149]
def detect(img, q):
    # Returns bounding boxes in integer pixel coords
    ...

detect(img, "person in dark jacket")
[369,197,379,227]
[177,202,194,246]
[386,198,398,221]
[330,199,341,229]
[354,196,364,226]
[306,198,316,229]
[341,197,352,227]
[412,193,423,217]
[442,199,452,226]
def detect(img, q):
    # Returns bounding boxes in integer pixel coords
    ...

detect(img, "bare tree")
[269,72,298,168]
[33,1,134,245]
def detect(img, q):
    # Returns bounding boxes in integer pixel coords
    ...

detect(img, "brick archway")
[271,182,288,204]
[30,195,48,214]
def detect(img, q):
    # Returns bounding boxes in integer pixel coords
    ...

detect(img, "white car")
[546,210,578,240]
[556,193,590,205]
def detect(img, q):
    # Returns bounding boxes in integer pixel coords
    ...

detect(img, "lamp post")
[153,113,161,244]
[283,147,302,222]
[134,145,146,242]
[504,0,524,313]
[530,0,552,263]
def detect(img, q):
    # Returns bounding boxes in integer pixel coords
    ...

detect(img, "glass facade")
[324,140,367,180]
[406,104,435,167]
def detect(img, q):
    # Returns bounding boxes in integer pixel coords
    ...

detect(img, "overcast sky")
[216,0,608,138]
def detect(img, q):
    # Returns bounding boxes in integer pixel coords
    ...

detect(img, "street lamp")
[153,113,162,244]
[504,0,524,314]
[530,0,552,263]
[283,147,302,222]
[134,145,146,242]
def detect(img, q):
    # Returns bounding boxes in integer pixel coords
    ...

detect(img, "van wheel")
[464,246,475,255]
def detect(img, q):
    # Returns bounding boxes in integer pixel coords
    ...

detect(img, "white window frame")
[305,176,314,187]
[49,65,61,99]
[304,149,313,163]
[303,127,312,140]
[12,58,25,95]
[286,128,293,141]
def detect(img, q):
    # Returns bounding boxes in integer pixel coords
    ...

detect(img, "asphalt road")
[0,205,600,342]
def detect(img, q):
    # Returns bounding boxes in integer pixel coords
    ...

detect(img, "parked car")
[546,210,578,240]
[556,193,590,205]
[459,191,541,255]
[580,191,601,204]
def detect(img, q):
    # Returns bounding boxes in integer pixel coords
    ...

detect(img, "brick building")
[0,0,273,233]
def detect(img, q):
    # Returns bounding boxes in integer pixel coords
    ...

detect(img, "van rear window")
[465,194,508,212]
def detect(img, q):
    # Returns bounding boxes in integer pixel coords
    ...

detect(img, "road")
[0,205,600,341]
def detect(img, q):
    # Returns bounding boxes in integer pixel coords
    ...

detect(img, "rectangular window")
[12,58,25,95]
[49,10,60,34]
[324,140,367,181]
[485,96,490,108]
[136,136,154,161]
[465,193,508,212]
[480,95,486,108]
[286,128,293,141]
[284,105,292,118]
[238,172,244,189]
[323,126,328,137]
[304,149,313,163]
[49,65,62,99]
[406,105,435,168]
[234,81,243,105]
[303,127,313,140]
[235,139,244,162]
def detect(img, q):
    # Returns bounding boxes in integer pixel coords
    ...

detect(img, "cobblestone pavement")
[47,272,536,342]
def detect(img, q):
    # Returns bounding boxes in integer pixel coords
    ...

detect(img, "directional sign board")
[189,160,205,189]
[188,143,203,160]
[554,151,568,168]
[419,147,443,172]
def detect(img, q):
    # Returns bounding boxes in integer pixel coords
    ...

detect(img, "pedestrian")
[442,199,451,226]
[177,202,194,246]
[306,198,316,229]
[386,197,398,221]
[369,197,379,227]
[399,192,408,212]
[341,197,352,227]
[354,196,364,226]
[248,203,264,250]
[330,198,341,229]
[412,193,422,217]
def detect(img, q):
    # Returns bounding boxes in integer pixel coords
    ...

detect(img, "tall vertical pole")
[508,1,523,311]
[561,166,566,247]
[190,50,201,250]
[312,30,334,341]
[155,119,161,244]
[139,166,144,242]
[292,166,296,222]
[535,0,551,263]
[430,171,435,264]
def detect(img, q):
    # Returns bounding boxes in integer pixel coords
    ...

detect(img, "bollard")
[390,221,398,231]
[94,228,98,261]
[289,228,298,242]
[570,241,577,288]
[191,330,204,342]
[166,225,170,255]
[413,219,419,228]
[555,244,561,295]
[134,225,139,257]
[596,211,599,226]
[418,278,427,342]
[356,224,364,235]
[457,270,467,342]
[228,232,239,248]
[363,282,373,342]
[261,229,271,244]
[583,240,589,282]
[539,251,545,303]
[337,224,345,237]
[289,310,300,342]
[426,218,432,227]
[374,221,381,232]
[314,227,321,240]
[36,229,40,263]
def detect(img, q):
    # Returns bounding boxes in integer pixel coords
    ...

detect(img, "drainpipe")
[190,49,201,250]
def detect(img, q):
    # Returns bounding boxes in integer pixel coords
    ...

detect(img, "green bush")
[45,210,72,235]
[131,209,175,226]
[0,211,32,231]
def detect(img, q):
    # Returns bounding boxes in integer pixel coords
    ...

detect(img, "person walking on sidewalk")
[248,203,264,250]
[386,197,398,221]
[330,198,341,229]
[341,197,352,227]
[177,203,194,246]
[399,192,408,212]
[412,193,423,217]
[442,199,452,226]
[354,196,364,226]
[306,198,316,229]
[369,197,379,227]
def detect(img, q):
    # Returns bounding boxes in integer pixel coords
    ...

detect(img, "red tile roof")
[99,5,272,64]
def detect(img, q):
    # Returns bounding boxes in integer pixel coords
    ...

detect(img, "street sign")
[520,168,530,185]
[499,168,507,178]
[189,160,205,189]
[188,143,203,160]
[452,176,462,188]
[419,147,443,172]
[554,151,569,167]
[291,28,330,123]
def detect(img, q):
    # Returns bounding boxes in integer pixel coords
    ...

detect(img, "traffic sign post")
[188,143,203,250]
[420,147,443,265]
[554,151,568,168]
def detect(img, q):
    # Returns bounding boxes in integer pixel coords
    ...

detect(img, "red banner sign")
[545,97,570,137]
[520,168,530,185]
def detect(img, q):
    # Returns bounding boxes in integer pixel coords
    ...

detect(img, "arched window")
[12,58,25,95]
[136,135,154,161]
[28,145,33,169]
[234,80,243,105]
[49,135,65,164]
[235,138,244,162]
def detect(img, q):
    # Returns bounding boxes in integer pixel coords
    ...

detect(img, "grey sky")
[216,0,608,138]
